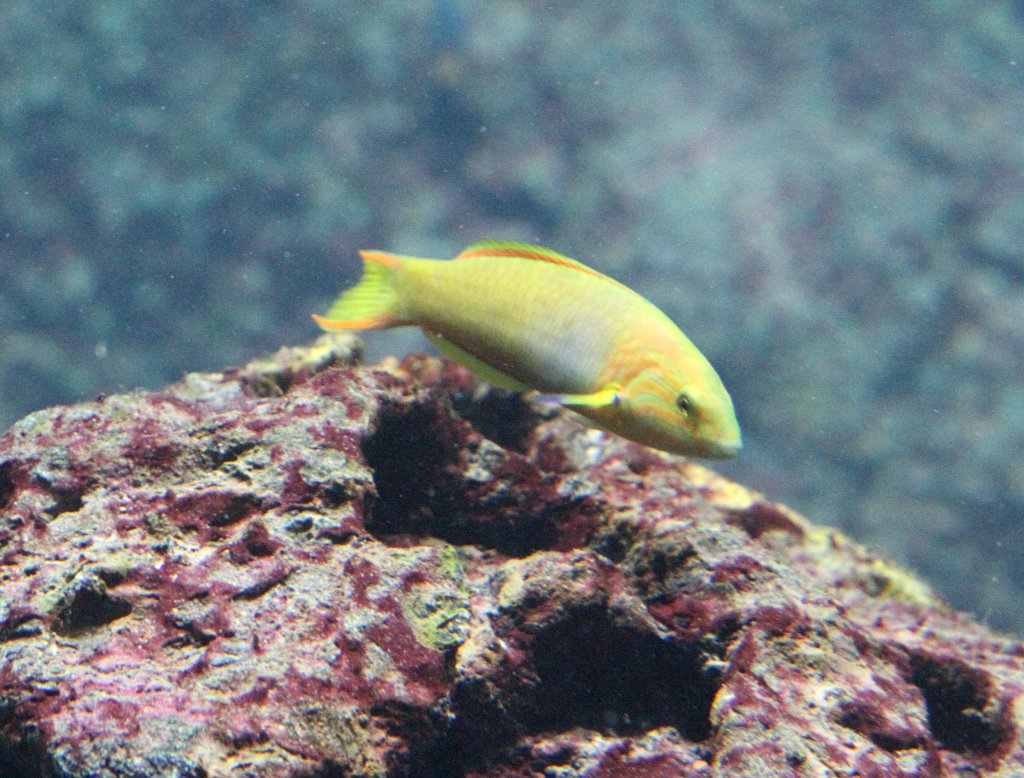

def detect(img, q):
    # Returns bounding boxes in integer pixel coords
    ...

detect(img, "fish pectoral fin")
[424,331,530,391]
[534,386,621,408]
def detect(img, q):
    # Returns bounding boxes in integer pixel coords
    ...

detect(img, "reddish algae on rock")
[1,333,1023,777]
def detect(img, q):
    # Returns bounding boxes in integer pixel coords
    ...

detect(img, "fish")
[313,240,741,458]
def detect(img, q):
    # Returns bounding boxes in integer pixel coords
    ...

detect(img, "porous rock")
[1,334,1022,777]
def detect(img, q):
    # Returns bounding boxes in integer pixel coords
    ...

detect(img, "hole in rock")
[450,388,541,454]
[910,654,1013,755]
[53,578,133,635]
[835,698,927,752]
[362,400,587,556]
[726,501,803,540]
[0,462,15,510]
[524,605,717,740]
[439,676,521,774]
[0,726,49,778]
[367,700,461,778]
[228,521,282,564]
[43,486,84,518]
[202,439,257,469]
[168,490,261,529]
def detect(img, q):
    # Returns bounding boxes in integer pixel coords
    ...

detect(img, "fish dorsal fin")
[456,240,642,298]
[456,239,614,282]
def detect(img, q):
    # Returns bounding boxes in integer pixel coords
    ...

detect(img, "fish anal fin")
[424,331,529,391]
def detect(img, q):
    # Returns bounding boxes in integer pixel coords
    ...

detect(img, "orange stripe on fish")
[313,240,741,458]
[312,312,395,330]
[455,240,638,297]
[359,249,403,268]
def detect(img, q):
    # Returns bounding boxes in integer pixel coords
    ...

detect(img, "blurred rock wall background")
[1,1,1021,630]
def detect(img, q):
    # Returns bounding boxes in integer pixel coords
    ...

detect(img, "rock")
[1,334,1022,777]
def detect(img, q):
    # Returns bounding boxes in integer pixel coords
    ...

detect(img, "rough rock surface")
[1,335,1023,777]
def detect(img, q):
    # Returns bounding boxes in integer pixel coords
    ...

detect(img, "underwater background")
[0,2,1021,632]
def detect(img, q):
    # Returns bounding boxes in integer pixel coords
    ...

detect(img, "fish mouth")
[700,439,742,459]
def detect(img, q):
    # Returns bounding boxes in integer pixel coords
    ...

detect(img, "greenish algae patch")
[401,545,470,652]
[803,525,942,609]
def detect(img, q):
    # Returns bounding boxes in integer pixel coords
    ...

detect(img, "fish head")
[616,347,742,459]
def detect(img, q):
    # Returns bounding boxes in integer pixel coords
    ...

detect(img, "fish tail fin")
[313,250,406,331]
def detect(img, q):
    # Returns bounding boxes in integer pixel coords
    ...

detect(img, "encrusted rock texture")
[1,335,1022,778]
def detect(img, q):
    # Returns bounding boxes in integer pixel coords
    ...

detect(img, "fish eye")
[675,393,692,413]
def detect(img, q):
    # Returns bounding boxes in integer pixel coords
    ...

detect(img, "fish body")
[314,240,741,458]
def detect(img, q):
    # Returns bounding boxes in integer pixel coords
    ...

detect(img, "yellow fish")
[313,240,741,458]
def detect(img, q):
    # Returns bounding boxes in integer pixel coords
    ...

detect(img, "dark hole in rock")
[367,700,461,778]
[910,654,1013,755]
[835,698,927,752]
[524,605,717,740]
[361,399,461,529]
[726,501,804,540]
[376,681,532,778]
[439,676,522,773]
[242,368,293,398]
[165,623,216,649]
[0,462,15,511]
[43,486,84,518]
[169,490,262,529]
[589,521,637,565]
[208,494,261,527]
[362,400,570,556]
[53,577,133,635]
[0,608,44,642]
[96,568,126,587]
[321,480,355,509]
[285,515,314,534]
[0,726,50,778]
[202,439,257,469]
[450,388,542,454]
[228,521,281,565]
